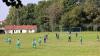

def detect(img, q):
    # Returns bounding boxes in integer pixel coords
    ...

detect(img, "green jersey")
[16,39,21,48]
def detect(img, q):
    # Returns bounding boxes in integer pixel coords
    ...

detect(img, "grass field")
[0,32,100,56]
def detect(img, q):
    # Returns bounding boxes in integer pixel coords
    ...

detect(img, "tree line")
[4,0,100,31]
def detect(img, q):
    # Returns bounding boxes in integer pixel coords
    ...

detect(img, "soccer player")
[16,39,21,48]
[56,33,59,39]
[80,36,83,45]
[44,35,48,43]
[76,32,78,38]
[68,34,71,42]
[45,34,48,39]
[8,37,12,44]
[97,35,99,41]
[32,38,37,48]
[38,37,42,46]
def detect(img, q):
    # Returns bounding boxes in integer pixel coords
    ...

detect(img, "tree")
[63,0,76,12]
[5,4,37,25]
[34,0,52,31]
[46,1,64,31]
[61,6,82,27]
[83,0,98,23]
[4,0,100,31]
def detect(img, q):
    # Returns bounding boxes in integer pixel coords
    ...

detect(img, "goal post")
[71,27,82,32]
[60,27,82,32]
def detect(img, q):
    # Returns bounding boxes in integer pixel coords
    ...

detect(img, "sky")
[0,0,41,21]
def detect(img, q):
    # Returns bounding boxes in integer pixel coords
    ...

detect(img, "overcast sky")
[0,0,41,21]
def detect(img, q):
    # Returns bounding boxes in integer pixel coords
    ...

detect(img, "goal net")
[61,27,82,32]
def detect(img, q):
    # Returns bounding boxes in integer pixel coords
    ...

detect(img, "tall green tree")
[61,5,82,27]
[46,1,64,31]
[34,0,52,31]
[5,4,37,25]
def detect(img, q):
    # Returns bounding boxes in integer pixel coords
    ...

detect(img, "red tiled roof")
[5,25,37,30]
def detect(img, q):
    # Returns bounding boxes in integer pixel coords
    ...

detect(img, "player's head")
[17,39,20,41]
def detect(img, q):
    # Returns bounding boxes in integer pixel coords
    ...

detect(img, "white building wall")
[32,30,35,33]
[22,30,27,33]
[14,30,20,33]
[29,30,35,33]
[5,30,9,34]
[5,29,36,34]
[8,30,13,34]
[5,30,7,34]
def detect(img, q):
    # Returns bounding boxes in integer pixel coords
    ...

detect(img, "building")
[0,28,5,34]
[4,25,37,34]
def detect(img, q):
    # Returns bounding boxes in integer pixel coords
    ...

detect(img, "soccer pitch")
[0,32,100,56]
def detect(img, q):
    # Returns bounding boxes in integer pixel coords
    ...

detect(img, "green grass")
[0,32,100,56]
